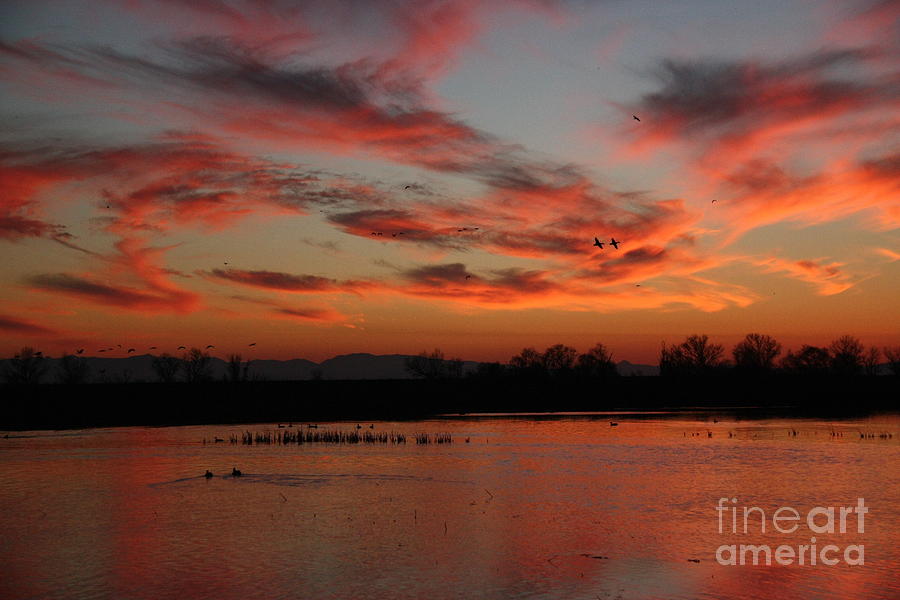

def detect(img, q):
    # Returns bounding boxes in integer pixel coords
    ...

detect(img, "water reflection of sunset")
[1,416,897,599]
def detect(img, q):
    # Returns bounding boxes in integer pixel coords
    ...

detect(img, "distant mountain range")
[0,353,661,382]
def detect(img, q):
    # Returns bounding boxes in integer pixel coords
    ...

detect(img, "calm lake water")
[2,413,899,600]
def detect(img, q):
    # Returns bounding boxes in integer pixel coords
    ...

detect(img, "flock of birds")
[66,342,259,355]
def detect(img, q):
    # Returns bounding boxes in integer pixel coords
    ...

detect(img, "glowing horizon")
[1,0,898,364]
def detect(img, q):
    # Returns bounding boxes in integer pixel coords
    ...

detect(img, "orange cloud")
[752,256,858,295]
[203,269,369,294]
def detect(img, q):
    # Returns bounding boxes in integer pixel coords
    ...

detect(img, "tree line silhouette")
[0,348,253,385]
[2,334,899,385]
[406,334,899,380]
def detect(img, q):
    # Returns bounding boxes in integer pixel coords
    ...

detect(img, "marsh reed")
[229,429,452,445]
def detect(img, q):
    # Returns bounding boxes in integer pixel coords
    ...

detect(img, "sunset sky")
[1,0,898,364]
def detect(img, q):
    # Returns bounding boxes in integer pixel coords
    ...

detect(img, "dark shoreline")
[1,376,897,431]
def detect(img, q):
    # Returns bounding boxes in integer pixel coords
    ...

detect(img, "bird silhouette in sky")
[76,349,84,354]
[178,345,186,350]
[149,346,157,350]
[249,342,256,347]
[610,238,620,249]
[404,185,411,189]
[711,199,717,204]
[127,348,135,353]
[593,237,604,249]
[633,115,640,122]
[465,275,472,280]
[206,345,215,349]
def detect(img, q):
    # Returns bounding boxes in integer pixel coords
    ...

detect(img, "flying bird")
[711,199,717,204]
[206,345,215,349]
[76,349,84,354]
[404,185,411,189]
[149,346,157,350]
[610,238,620,249]
[593,237,604,249]
[178,346,186,350]
[127,348,135,353]
[633,115,640,122]
[248,342,256,347]
[465,275,472,280]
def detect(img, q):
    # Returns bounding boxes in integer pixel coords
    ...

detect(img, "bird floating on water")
[204,470,213,479]
[232,467,242,477]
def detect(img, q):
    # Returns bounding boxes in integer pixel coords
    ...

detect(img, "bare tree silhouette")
[575,343,618,379]
[780,345,831,375]
[862,346,881,376]
[732,333,782,373]
[225,353,252,383]
[883,346,900,376]
[542,344,578,377]
[829,335,864,376]
[183,348,213,383]
[57,353,91,384]
[3,347,47,384]
[152,353,183,383]
[509,347,545,378]
[660,335,725,375]
[405,349,463,379]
